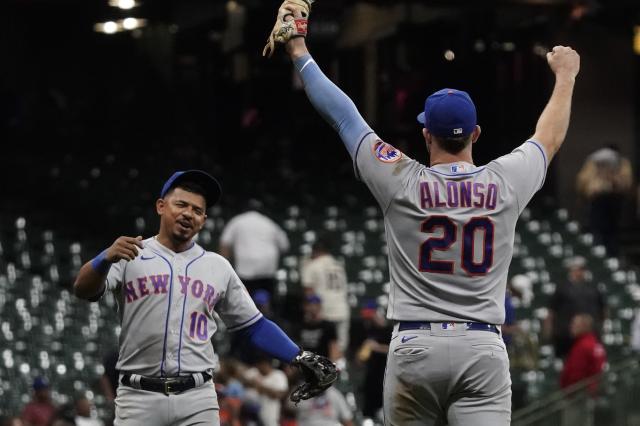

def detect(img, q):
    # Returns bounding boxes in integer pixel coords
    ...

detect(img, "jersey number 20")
[418,215,494,275]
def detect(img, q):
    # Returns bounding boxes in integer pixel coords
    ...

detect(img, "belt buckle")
[163,378,180,395]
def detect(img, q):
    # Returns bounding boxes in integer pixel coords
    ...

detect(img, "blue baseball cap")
[252,289,271,306]
[160,170,222,207]
[33,376,49,390]
[417,88,477,137]
[305,294,322,304]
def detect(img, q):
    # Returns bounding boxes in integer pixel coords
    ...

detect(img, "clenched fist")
[547,46,580,80]
[105,236,144,262]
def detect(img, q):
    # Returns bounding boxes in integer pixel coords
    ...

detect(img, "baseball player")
[73,170,337,426]
[264,2,580,425]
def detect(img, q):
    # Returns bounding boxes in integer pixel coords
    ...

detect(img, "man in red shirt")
[20,377,56,426]
[560,314,607,394]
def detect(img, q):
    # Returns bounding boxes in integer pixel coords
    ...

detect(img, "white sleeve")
[270,370,289,392]
[354,133,421,212]
[219,219,236,246]
[275,224,290,252]
[489,140,548,213]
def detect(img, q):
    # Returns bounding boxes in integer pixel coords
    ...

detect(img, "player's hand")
[546,46,580,80]
[105,236,144,263]
[263,0,313,58]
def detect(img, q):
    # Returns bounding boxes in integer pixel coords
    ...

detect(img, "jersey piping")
[177,249,206,374]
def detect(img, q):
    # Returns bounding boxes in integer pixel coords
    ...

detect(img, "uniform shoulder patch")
[373,140,402,163]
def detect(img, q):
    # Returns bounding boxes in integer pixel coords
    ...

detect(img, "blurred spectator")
[294,295,340,361]
[290,387,353,426]
[1,417,24,426]
[576,145,633,255]
[505,277,538,372]
[74,397,103,426]
[21,377,56,426]
[242,354,289,426]
[502,290,517,348]
[219,200,289,300]
[99,350,119,403]
[215,359,246,426]
[560,314,607,394]
[631,309,640,354]
[544,256,606,359]
[352,300,392,420]
[231,290,292,364]
[47,403,75,426]
[301,235,350,352]
[509,274,534,308]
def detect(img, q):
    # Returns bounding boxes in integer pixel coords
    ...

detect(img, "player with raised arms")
[73,170,337,426]
[264,1,580,424]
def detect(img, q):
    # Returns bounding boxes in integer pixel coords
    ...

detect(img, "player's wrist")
[286,38,309,59]
[554,73,576,85]
[90,249,113,275]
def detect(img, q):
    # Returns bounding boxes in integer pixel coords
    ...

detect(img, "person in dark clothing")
[544,256,606,359]
[294,295,339,361]
[353,300,393,419]
[100,350,119,403]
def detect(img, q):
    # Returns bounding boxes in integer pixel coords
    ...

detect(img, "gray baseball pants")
[115,381,219,426]
[383,323,511,426]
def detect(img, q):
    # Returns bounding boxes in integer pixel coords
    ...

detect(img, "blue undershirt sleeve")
[236,317,300,363]
[294,54,374,159]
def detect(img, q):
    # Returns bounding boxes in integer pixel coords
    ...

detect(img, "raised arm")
[531,46,580,161]
[73,236,143,300]
[286,37,373,159]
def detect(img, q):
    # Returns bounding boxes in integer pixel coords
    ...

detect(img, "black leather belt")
[121,372,212,395]
[398,321,499,334]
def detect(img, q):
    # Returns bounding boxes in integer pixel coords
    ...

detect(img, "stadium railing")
[512,357,640,426]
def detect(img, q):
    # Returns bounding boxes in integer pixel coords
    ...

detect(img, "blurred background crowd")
[1,0,640,425]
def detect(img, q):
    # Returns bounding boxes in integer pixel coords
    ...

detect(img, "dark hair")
[313,234,334,253]
[166,180,207,200]
[433,134,473,155]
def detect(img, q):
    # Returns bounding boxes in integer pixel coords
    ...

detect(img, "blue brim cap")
[417,88,477,137]
[160,170,222,207]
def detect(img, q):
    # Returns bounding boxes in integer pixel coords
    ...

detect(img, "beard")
[172,224,195,242]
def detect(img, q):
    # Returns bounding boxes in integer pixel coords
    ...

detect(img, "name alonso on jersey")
[419,181,499,210]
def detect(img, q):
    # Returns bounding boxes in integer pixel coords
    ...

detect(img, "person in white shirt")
[292,387,354,426]
[73,397,104,426]
[219,201,289,299]
[301,236,350,352]
[242,355,289,426]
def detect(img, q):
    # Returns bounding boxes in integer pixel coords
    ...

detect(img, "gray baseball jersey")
[355,134,547,324]
[104,237,262,377]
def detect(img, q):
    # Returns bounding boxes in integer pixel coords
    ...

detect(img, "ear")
[422,128,433,152]
[471,125,482,144]
[156,198,165,216]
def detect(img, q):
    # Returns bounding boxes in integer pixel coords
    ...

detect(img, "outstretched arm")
[531,46,580,161]
[286,38,373,159]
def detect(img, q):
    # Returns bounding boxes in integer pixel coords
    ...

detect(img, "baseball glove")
[263,0,314,58]
[290,350,339,403]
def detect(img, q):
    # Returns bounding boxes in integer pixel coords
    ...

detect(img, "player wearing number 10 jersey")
[285,32,580,425]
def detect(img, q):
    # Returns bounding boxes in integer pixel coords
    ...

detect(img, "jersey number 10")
[418,215,494,275]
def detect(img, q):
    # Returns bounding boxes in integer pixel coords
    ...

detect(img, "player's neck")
[155,233,193,253]
[429,149,474,167]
